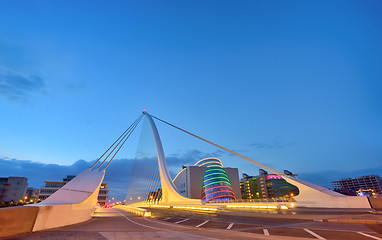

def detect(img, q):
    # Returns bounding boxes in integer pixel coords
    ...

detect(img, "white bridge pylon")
[143,112,371,209]
[144,112,201,205]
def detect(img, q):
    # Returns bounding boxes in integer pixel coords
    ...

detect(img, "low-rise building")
[0,177,28,203]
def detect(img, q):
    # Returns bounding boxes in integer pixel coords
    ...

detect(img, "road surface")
[4,207,382,240]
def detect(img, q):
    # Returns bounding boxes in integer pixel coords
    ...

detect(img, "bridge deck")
[8,207,382,240]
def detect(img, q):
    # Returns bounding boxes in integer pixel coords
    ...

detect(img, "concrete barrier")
[0,169,105,238]
[0,206,39,238]
[368,197,382,210]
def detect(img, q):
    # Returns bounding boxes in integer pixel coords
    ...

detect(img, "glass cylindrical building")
[195,158,236,203]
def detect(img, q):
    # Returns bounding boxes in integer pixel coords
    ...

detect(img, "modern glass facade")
[195,158,236,203]
[240,170,299,200]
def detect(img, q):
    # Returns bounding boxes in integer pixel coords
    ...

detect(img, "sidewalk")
[219,208,382,224]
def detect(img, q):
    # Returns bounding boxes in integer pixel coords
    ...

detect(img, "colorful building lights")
[195,158,236,203]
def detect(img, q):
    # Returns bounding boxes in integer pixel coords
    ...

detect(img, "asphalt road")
[145,207,382,240]
[4,207,382,240]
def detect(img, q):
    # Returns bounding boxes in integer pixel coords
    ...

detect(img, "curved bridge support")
[144,112,201,205]
[283,176,371,208]
[147,113,372,209]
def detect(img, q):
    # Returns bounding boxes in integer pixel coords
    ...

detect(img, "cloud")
[0,149,230,201]
[0,158,92,188]
[0,72,46,102]
[64,83,85,91]
[1,153,381,201]
[0,157,134,200]
[249,141,285,149]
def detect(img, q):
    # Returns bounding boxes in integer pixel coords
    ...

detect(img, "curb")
[323,219,381,224]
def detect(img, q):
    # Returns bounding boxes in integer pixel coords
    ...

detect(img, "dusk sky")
[1,1,381,199]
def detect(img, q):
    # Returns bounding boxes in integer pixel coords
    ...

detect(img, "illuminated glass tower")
[195,158,236,203]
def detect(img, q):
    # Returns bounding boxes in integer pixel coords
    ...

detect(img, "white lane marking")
[303,228,326,239]
[113,209,216,239]
[175,218,190,224]
[358,232,382,240]
[263,229,270,235]
[163,217,171,221]
[226,223,234,230]
[113,209,163,231]
[144,217,194,229]
[196,220,209,228]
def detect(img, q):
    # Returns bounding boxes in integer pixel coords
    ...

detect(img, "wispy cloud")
[0,72,46,102]
[249,141,285,149]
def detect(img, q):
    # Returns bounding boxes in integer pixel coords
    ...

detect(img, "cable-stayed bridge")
[0,111,377,238]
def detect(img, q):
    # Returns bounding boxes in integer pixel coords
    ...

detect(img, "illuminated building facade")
[240,169,299,199]
[173,158,241,201]
[196,158,236,202]
[38,175,109,205]
[331,175,382,197]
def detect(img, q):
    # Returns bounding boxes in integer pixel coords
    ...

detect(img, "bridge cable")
[142,158,156,202]
[148,113,284,176]
[102,115,142,170]
[95,114,143,170]
[148,165,161,203]
[153,169,161,203]
[146,160,159,203]
[91,114,143,170]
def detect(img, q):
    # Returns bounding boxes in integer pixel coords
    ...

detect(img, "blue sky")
[1,1,382,199]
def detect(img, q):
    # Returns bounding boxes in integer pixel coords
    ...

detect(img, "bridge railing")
[208,197,295,204]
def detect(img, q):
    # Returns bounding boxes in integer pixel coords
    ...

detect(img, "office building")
[98,183,109,206]
[0,177,28,202]
[331,175,382,197]
[173,158,242,202]
[240,169,299,199]
[38,175,109,205]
